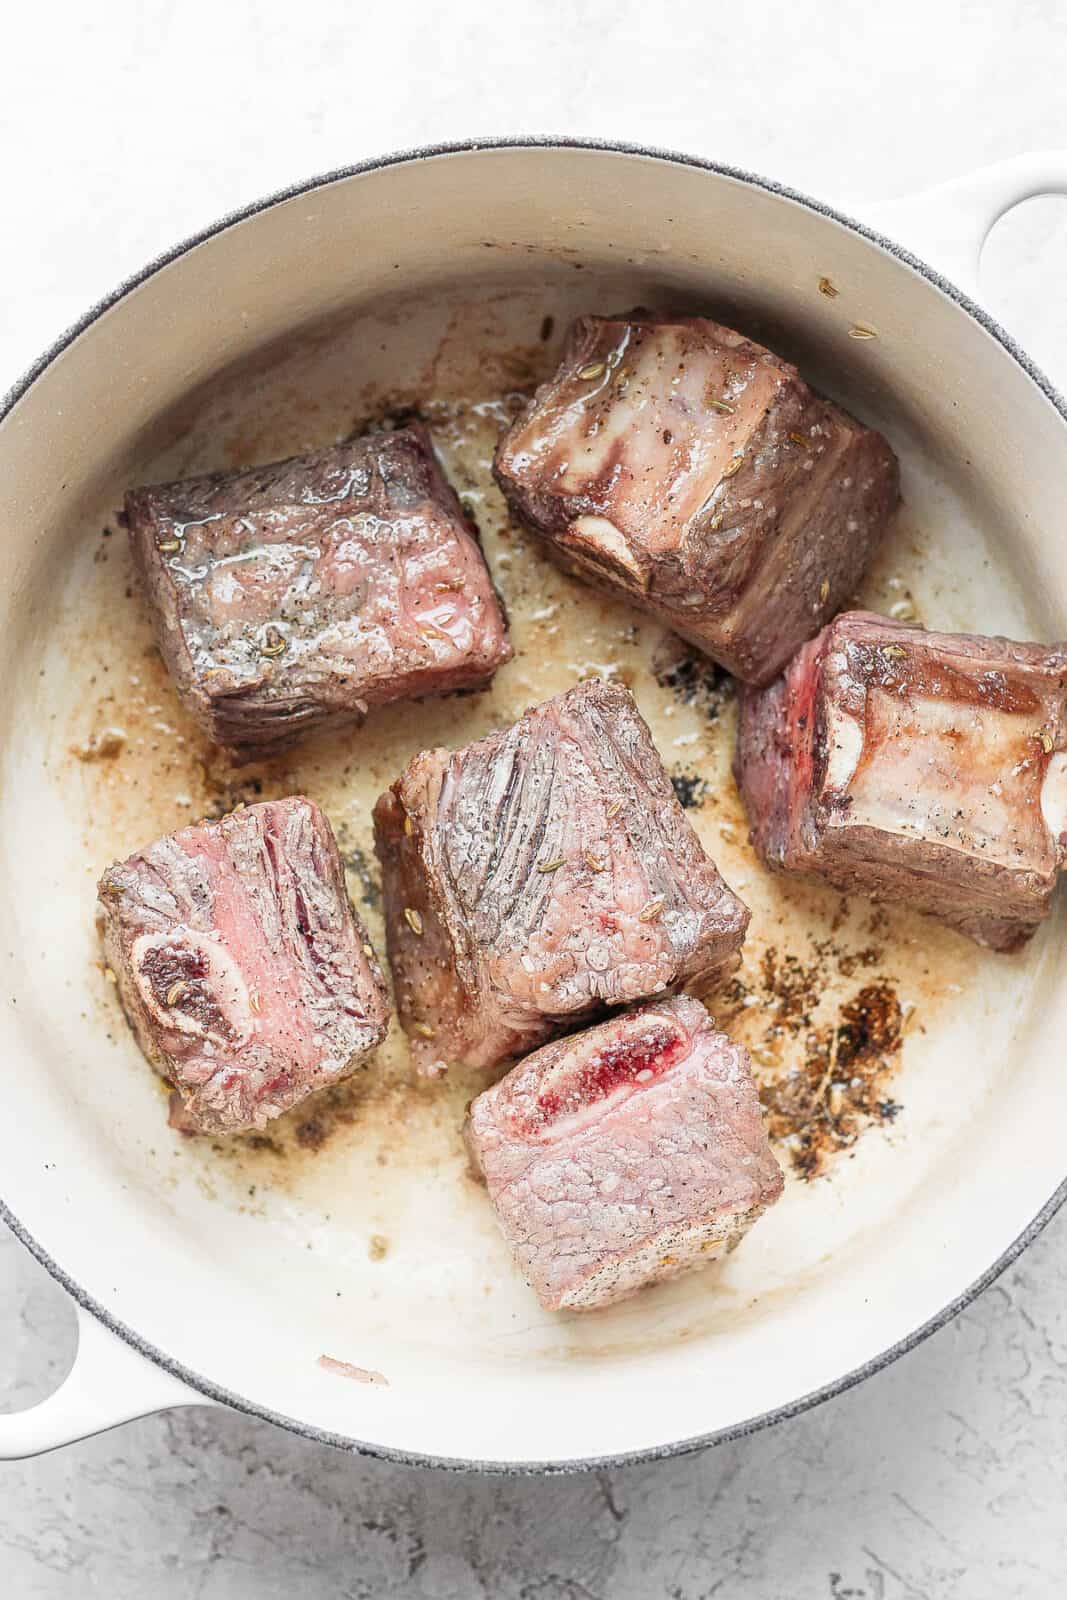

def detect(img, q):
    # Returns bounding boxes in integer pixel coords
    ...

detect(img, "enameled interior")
[2,249,1060,1462]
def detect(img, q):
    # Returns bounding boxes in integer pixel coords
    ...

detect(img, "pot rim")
[3,133,1065,1476]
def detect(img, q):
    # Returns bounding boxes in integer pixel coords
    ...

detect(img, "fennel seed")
[259,628,287,658]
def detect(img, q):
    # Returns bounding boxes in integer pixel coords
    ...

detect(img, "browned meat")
[464,993,783,1311]
[127,425,511,758]
[494,312,898,684]
[97,797,389,1134]
[373,679,749,1076]
[735,610,1067,950]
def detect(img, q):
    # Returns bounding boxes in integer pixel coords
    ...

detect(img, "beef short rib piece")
[465,994,783,1312]
[98,797,389,1134]
[373,678,749,1076]
[494,312,898,684]
[735,610,1067,950]
[127,425,511,758]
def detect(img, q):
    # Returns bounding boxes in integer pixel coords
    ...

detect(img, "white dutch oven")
[2,139,1067,1472]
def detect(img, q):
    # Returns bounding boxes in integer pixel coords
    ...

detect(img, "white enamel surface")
[1,146,1067,1467]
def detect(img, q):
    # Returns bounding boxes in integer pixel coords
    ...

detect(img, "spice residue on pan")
[200,769,268,820]
[652,635,735,722]
[671,770,708,810]
[714,939,910,1179]
[206,1065,435,1165]
[334,826,382,912]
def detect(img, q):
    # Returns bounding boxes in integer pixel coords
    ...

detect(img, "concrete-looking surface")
[4,2,1067,1594]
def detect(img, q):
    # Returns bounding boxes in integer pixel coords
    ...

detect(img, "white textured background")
[4,3,1067,1595]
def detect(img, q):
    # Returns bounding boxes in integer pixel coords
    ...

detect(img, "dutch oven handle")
[857,150,1067,301]
[0,1302,212,1458]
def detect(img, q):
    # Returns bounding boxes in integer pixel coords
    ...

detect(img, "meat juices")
[735,610,1067,950]
[98,797,389,1134]
[127,425,511,759]
[465,994,783,1312]
[373,679,749,1076]
[494,312,898,685]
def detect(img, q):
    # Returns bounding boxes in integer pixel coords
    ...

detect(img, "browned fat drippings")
[293,1112,332,1152]
[203,1051,461,1172]
[716,943,905,1179]
[72,728,127,762]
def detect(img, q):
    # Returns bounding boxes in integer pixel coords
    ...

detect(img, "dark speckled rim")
[3,135,1067,1476]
